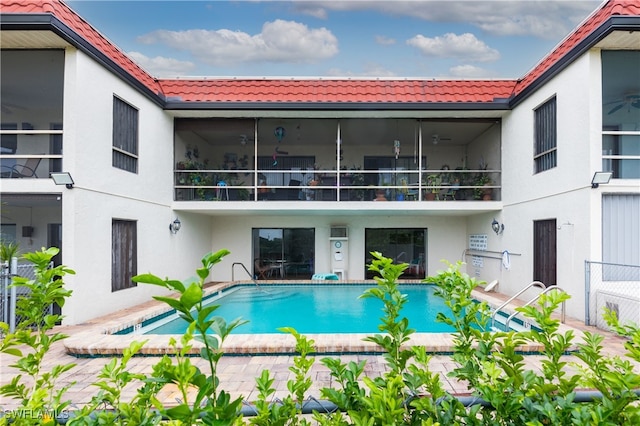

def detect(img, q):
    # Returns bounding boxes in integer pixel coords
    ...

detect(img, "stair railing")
[490,280,546,329]
[504,285,565,330]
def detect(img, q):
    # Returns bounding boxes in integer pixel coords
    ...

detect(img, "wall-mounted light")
[591,171,612,188]
[169,218,181,234]
[491,218,504,235]
[50,172,74,189]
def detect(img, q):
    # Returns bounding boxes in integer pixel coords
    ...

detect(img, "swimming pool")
[63,281,567,356]
[144,284,457,335]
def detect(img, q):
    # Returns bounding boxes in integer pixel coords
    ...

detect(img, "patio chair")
[408,254,425,276]
[254,258,271,279]
[1,157,41,178]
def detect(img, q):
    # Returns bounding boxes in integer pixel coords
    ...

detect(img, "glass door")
[364,228,427,278]
[252,228,315,279]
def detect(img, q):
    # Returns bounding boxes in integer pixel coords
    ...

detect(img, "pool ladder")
[490,281,566,330]
[232,262,259,286]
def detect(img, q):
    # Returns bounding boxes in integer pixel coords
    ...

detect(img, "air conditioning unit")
[330,226,348,238]
[22,226,34,237]
[595,290,640,331]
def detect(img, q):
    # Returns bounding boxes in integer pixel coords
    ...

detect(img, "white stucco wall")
[59,48,195,324]
[205,214,469,283]
[499,51,601,320]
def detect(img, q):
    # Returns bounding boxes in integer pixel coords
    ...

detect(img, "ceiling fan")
[1,101,26,115]
[605,92,640,115]
[431,134,451,145]
[238,134,254,145]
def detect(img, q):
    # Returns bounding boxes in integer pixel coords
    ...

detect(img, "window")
[252,228,314,279]
[602,194,640,280]
[112,219,137,291]
[112,96,138,173]
[534,97,557,173]
[364,228,427,279]
[601,51,640,179]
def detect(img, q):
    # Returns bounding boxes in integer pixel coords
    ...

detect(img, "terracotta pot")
[425,192,436,201]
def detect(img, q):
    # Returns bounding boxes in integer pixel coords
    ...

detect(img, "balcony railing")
[174,168,501,202]
[0,129,62,179]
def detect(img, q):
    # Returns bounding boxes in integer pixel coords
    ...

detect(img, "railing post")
[1,260,8,325]
[584,260,591,326]
[9,256,17,333]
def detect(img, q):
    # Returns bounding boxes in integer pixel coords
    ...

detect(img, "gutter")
[163,100,512,112]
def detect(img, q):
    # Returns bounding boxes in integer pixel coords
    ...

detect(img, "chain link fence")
[1,259,52,333]
[585,261,640,330]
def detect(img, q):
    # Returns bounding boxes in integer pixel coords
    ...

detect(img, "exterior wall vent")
[330,226,348,238]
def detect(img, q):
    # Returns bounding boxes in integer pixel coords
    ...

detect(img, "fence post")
[584,260,591,326]
[9,256,17,333]
[1,260,8,325]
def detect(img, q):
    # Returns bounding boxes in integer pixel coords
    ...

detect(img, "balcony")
[173,117,502,204]
[174,168,501,202]
[0,130,63,180]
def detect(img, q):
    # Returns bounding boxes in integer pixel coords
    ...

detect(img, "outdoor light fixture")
[491,218,504,235]
[50,172,74,189]
[591,171,613,188]
[169,218,181,234]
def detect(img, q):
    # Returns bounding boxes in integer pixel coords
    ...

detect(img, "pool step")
[491,310,534,332]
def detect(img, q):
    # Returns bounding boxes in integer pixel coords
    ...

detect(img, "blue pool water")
[144,284,460,335]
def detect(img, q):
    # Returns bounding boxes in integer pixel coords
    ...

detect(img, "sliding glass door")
[364,228,427,279]
[252,228,315,279]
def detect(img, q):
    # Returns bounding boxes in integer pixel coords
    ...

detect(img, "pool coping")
[63,281,580,357]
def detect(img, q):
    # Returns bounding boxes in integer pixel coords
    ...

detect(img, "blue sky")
[66,0,603,79]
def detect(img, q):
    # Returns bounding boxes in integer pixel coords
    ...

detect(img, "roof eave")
[510,15,640,108]
[163,101,512,111]
[1,13,165,108]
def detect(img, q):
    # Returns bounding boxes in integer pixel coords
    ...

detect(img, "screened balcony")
[174,118,502,202]
[1,50,64,180]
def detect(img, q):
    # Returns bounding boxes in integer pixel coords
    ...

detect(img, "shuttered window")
[534,97,557,173]
[112,219,137,292]
[112,96,138,173]
[602,194,640,269]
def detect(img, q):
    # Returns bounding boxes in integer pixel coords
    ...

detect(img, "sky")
[66,0,605,79]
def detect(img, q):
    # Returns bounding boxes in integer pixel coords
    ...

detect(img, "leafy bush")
[1,249,639,425]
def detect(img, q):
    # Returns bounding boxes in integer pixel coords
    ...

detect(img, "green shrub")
[1,249,639,425]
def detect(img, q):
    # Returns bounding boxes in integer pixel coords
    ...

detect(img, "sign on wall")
[469,234,487,251]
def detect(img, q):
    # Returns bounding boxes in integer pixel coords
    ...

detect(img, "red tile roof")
[158,78,517,104]
[1,0,638,106]
[514,0,640,96]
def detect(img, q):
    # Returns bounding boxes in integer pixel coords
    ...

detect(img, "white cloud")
[407,33,500,62]
[375,35,396,46]
[448,64,494,78]
[127,51,196,77]
[295,1,598,39]
[326,63,397,77]
[137,20,338,67]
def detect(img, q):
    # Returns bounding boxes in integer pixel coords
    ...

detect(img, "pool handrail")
[232,262,254,282]
[503,285,565,330]
[490,280,546,329]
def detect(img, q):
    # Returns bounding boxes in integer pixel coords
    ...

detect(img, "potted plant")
[397,177,409,201]
[474,173,493,200]
[346,165,366,200]
[424,174,441,200]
